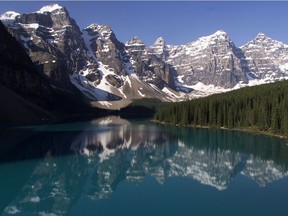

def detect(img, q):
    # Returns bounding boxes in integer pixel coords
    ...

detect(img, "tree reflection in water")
[1,116,288,215]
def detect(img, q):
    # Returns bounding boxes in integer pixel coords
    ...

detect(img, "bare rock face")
[105,74,124,88]
[77,27,177,102]
[1,4,89,90]
[147,31,288,91]
[125,37,146,73]
[150,31,249,89]
[125,37,176,90]
[241,33,288,80]
[83,23,127,76]
[149,37,169,61]
[2,4,288,104]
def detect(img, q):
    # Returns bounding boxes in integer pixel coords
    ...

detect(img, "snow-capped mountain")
[157,30,249,89]
[1,4,288,107]
[241,32,288,81]
[1,4,87,90]
[0,4,178,107]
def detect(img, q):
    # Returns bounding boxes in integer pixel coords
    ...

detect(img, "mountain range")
[1,4,288,110]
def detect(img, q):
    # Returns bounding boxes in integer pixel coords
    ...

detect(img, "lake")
[0,116,288,216]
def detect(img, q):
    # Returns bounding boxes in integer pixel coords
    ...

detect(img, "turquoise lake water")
[0,116,288,216]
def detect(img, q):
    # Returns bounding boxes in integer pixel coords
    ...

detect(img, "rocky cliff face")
[77,24,177,104]
[241,33,288,80]
[83,23,126,76]
[0,19,95,119]
[1,5,89,90]
[2,4,288,107]
[1,4,178,105]
[152,30,249,89]
[125,37,176,90]
[0,21,52,109]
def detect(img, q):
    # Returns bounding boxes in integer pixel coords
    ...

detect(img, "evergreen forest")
[154,80,288,137]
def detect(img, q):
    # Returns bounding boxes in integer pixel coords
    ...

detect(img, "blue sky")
[0,1,287,47]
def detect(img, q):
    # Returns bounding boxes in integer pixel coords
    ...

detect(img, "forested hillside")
[154,80,288,136]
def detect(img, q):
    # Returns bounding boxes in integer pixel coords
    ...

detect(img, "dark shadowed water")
[1,116,288,216]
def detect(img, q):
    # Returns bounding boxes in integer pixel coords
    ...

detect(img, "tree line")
[154,80,288,137]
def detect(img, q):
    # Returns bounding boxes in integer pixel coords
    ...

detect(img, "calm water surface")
[0,116,288,216]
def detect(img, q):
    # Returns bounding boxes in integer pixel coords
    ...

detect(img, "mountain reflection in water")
[1,116,288,215]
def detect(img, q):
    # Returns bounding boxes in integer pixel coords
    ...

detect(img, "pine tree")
[154,80,288,136]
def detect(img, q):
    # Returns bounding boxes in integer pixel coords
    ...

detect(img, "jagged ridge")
[1,4,288,108]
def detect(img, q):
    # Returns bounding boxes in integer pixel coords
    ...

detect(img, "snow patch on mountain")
[0,11,20,20]
[19,23,39,29]
[70,74,105,100]
[137,89,146,97]
[123,61,135,75]
[0,11,20,26]
[37,4,63,14]
[81,30,97,61]
[185,76,288,99]
[162,87,184,99]
[279,63,288,72]
[184,30,231,54]
[3,4,288,105]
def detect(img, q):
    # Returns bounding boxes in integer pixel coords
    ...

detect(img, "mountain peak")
[153,37,166,46]
[255,32,267,40]
[191,30,231,48]
[125,37,145,46]
[214,29,228,36]
[195,30,230,44]
[211,30,230,40]
[0,11,20,20]
[36,4,64,14]
[85,23,112,32]
[86,23,100,29]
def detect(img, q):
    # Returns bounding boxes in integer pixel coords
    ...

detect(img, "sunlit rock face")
[125,37,176,90]
[0,5,177,103]
[151,31,249,88]
[2,4,288,104]
[241,33,288,80]
[1,5,89,90]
